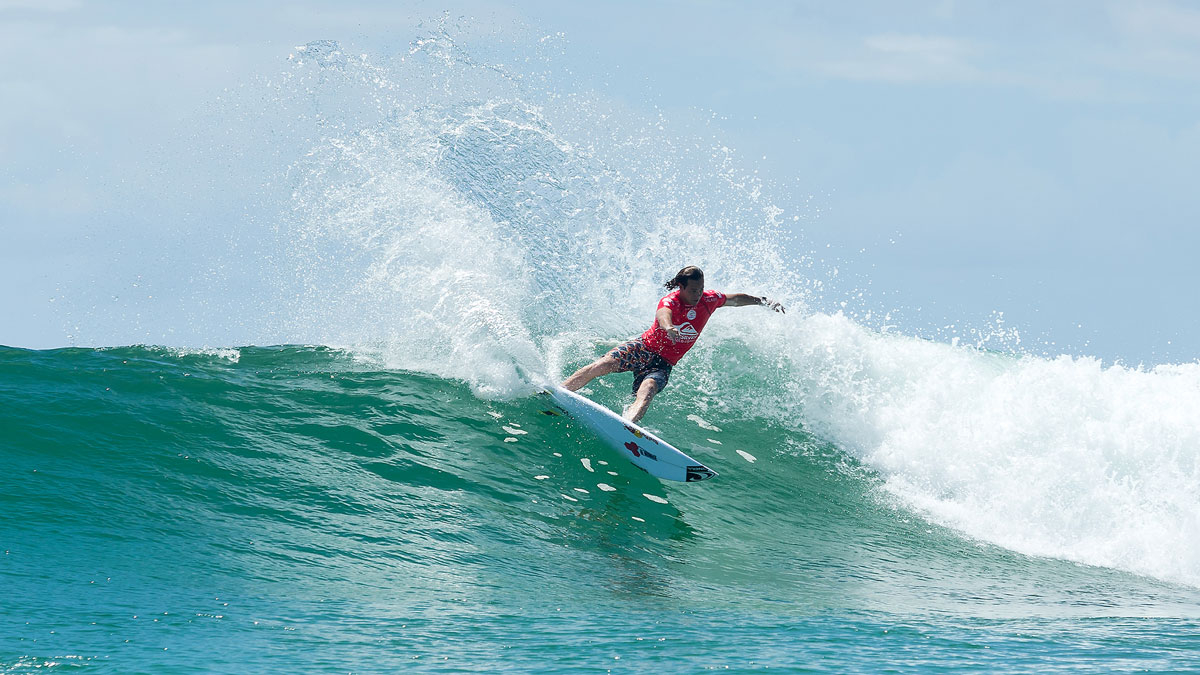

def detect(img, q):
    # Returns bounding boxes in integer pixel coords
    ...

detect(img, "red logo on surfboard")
[624,441,657,462]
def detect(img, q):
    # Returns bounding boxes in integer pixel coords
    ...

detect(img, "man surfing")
[562,265,785,423]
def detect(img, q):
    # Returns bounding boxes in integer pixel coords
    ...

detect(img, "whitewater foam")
[729,311,1200,588]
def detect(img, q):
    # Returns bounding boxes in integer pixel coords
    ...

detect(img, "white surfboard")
[543,385,717,483]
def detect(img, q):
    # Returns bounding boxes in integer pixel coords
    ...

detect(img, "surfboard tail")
[514,363,557,395]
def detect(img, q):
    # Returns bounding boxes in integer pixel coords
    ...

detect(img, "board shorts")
[608,339,673,395]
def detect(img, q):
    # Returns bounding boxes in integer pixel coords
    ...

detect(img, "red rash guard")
[640,289,727,365]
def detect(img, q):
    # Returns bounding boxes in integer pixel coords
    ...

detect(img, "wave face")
[19,31,1200,671]
[2,346,1199,670]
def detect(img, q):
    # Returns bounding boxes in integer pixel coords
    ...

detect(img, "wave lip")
[783,312,1200,589]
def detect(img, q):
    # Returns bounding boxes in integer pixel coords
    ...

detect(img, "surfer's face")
[680,278,704,305]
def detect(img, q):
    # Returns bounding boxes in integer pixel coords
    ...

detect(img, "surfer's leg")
[564,340,647,391]
[626,378,660,423]
[562,355,621,391]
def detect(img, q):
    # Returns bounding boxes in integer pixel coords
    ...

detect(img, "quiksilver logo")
[675,323,698,342]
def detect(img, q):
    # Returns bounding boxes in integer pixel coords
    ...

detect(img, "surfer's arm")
[726,293,786,313]
[656,307,682,342]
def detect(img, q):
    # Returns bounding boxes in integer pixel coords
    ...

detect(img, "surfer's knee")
[593,355,621,375]
[565,357,617,390]
[636,378,659,400]
[573,356,616,378]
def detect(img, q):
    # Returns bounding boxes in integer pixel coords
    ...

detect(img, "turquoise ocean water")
[6,34,1200,672]
[4,345,1199,672]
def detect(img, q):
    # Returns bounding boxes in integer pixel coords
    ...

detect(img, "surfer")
[562,265,785,423]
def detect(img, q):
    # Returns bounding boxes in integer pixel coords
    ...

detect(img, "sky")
[2,0,1199,364]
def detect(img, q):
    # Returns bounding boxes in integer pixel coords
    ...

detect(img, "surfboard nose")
[685,465,717,482]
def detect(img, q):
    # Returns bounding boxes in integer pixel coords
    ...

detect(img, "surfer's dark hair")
[664,266,704,291]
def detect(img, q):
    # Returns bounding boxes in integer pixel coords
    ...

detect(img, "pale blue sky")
[3,1,1199,363]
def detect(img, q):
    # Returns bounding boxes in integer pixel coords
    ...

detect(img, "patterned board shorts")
[608,339,673,395]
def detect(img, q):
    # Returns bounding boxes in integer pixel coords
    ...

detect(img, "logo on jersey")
[674,323,699,342]
[686,309,697,320]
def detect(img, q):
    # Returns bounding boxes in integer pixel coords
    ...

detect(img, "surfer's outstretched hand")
[761,297,786,314]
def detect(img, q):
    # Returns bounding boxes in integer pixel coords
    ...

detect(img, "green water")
[2,345,1198,672]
